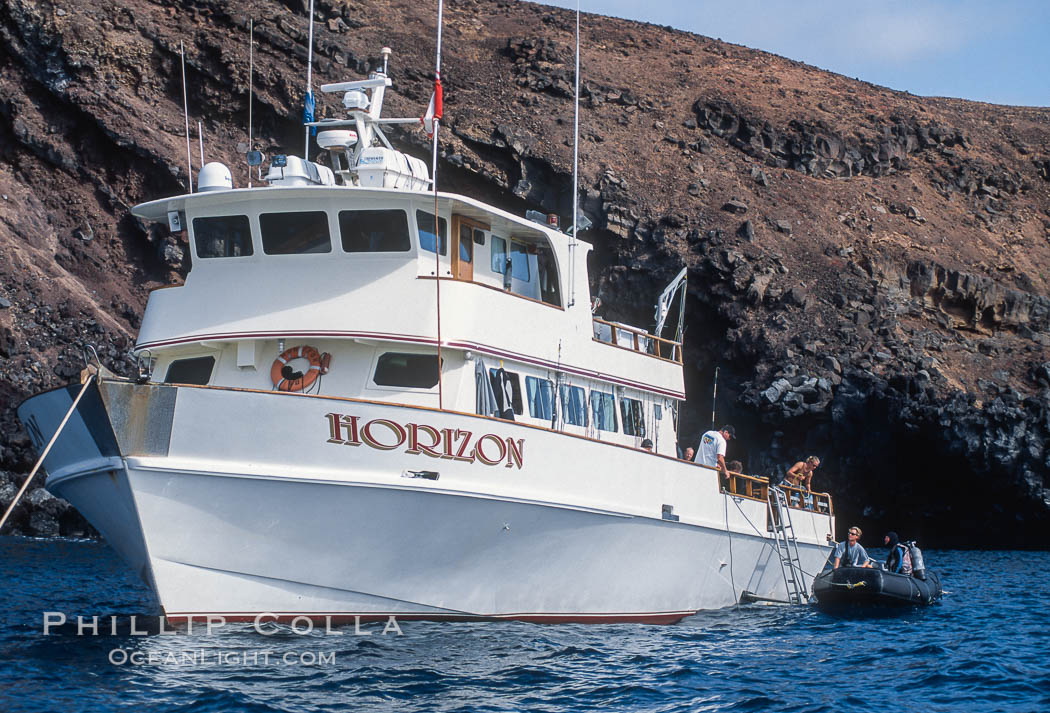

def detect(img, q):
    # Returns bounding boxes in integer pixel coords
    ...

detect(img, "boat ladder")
[767,486,807,604]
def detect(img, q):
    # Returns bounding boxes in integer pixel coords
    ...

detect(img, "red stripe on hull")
[164,611,694,625]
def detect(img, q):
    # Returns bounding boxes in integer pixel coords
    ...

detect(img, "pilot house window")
[193,215,253,258]
[417,211,447,255]
[339,210,411,252]
[260,211,331,254]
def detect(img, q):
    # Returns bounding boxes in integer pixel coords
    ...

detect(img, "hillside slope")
[1,0,1048,545]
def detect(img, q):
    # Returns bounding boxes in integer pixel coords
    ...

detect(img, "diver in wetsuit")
[884,531,913,575]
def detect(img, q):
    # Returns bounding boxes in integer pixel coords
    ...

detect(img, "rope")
[0,374,96,532]
[724,493,737,601]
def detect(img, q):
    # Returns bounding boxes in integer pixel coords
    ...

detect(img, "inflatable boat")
[812,566,942,607]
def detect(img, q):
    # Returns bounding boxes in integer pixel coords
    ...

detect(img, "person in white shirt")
[694,424,735,488]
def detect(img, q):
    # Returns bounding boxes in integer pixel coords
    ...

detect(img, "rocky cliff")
[1,0,1048,546]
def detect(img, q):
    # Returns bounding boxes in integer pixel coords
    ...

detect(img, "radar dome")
[198,162,233,192]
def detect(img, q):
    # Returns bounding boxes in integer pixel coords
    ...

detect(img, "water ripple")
[2,540,1048,713]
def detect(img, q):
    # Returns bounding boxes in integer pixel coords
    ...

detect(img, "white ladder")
[767,486,807,604]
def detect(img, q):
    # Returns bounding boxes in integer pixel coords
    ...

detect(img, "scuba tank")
[906,540,926,580]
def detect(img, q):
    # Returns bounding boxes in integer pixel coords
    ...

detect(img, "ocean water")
[1,538,1047,713]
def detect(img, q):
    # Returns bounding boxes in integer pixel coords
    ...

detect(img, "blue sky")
[535,0,1050,107]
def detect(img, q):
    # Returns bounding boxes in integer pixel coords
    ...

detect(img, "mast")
[433,0,445,410]
[303,0,316,159]
[248,18,254,188]
[569,1,581,307]
[180,41,192,193]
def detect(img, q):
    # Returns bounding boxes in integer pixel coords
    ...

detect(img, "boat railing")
[592,318,683,364]
[723,471,833,515]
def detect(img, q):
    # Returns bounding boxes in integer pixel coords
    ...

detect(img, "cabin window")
[620,397,646,437]
[510,241,531,281]
[260,211,331,254]
[373,353,440,389]
[536,245,561,306]
[339,209,411,252]
[491,237,530,282]
[590,391,618,432]
[489,368,523,416]
[164,356,215,385]
[457,223,474,263]
[654,404,663,420]
[193,215,253,258]
[417,210,447,255]
[559,385,588,427]
[525,376,555,421]
[491,236,507,274]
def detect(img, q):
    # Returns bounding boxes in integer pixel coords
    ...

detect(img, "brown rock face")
[1,0,1048,545]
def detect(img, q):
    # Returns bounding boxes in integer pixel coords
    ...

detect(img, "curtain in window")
[560,385,587,427]
[590,392,617,432]
[526,377,554,421]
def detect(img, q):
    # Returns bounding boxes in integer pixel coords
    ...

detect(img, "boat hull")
[20,379,835,623]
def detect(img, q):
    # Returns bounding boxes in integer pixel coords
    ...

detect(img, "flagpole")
[433,0,445,410]
[303,0,316,159]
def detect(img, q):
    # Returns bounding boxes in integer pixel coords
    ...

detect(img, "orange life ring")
[270,345,328,392]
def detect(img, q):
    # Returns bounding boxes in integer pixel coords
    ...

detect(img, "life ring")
[270,345,329,392]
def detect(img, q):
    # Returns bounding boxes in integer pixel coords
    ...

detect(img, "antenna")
[248,18,254,188]
[198,121,205,168]
[433,0,445,411]
[303,0,316,159]
[568,1,581,307]
[180,40,193,193]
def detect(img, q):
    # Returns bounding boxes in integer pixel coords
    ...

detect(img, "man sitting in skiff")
[832,526,872,569]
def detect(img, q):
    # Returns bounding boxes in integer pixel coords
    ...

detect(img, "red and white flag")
[421,77,443,138]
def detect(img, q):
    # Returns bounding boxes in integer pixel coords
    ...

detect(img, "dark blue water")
[2,538,1048,713]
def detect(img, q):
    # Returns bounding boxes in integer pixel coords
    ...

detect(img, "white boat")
[18,49,834,624]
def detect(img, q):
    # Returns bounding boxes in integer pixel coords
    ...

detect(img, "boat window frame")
[191,214,255,259]
[369,351,442,391]
[525,375,556,421]
[259,209,333,255]
[338,208,412,253]
[619,396,646,438]
[163,355,216,385]
[589,390,619,433]
[559,384,588,427]
[416,209,448,256]
[489,367,524,416]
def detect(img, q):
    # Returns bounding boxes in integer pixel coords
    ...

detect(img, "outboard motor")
[906,540,926,580]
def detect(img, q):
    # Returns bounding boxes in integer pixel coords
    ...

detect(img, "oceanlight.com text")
[107,648,338,667]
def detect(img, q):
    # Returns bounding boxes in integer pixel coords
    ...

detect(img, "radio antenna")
[180,40,193,193]
[248,18,254,188]
[568,1,581,307]
[433,0,445,410]
[198,121,205,167]
[303,0,316,159]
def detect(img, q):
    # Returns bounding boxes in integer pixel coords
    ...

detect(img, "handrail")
[592,317,683,363]
[724,471,833,515]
